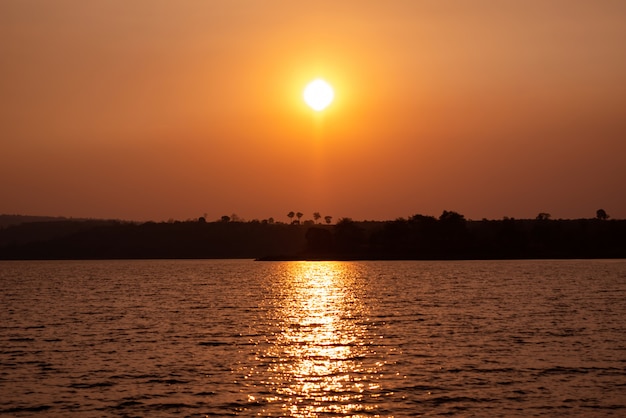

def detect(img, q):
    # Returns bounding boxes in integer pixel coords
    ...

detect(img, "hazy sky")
[2,1,625,222]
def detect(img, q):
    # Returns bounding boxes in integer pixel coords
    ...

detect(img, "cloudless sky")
[2,1,625,222]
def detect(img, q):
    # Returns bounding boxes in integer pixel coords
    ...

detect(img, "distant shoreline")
[1,215,625,261]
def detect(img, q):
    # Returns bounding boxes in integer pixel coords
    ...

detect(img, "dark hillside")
[0,215,73,228]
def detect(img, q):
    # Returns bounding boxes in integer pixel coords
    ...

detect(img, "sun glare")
[303,79,334,111]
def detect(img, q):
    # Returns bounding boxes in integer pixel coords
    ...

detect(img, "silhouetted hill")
[0,219,123,248]
[0,213,624,260]
[0,214,72,228]
[0,219,307,260]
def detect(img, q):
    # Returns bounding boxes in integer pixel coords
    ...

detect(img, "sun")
[303,79,334,111]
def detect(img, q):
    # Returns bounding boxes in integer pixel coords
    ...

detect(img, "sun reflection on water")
[246,261,389,417]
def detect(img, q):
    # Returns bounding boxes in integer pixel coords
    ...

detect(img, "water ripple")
[1,259,625,416]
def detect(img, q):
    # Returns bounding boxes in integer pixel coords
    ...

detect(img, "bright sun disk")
[303,79,334,111]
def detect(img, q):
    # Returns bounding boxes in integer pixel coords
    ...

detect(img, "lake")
[1,259,625,416]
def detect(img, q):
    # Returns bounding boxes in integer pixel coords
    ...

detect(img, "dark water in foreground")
[1,259,625,417]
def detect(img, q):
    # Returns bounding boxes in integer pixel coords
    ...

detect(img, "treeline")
[314,212,626,260]
[0,212,624,260]
[0,220,306,260]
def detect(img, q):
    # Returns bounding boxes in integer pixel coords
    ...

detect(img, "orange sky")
[2,1,625,222]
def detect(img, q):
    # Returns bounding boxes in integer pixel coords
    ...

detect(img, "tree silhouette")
[334,218,364,254]
[296,212,303,224]
[313,212,321,224]
[439,210,466,224]
[596,209,609,220]
[221,215,230,223]
[287,211,295,223]
[305,227,332,253]
[536,212,551,221]
[437,210,470,256]
[324,215,333,224]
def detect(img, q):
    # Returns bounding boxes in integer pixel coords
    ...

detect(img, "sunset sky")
[2,1,625,222]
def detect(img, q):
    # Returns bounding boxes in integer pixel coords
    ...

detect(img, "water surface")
[1,259,625,416]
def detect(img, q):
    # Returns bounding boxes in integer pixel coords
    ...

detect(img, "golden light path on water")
[245,262,395,416]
